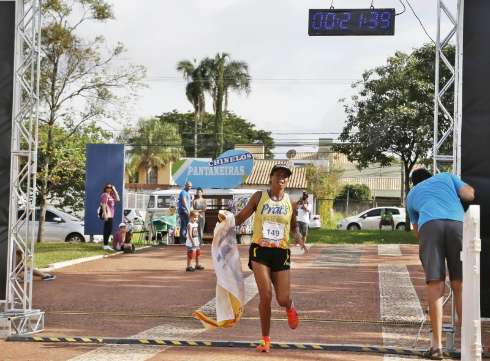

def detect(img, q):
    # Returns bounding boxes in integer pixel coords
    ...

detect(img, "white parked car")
[309,215,321,229]
[336,207,407,231]
[18,207,88,242]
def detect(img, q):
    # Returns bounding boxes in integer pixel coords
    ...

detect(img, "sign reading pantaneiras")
[174,149,254,188]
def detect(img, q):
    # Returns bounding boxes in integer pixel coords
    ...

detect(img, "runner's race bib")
[261,221,285,247]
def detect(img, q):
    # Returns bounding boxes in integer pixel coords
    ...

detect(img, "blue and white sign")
[174,149,254,189]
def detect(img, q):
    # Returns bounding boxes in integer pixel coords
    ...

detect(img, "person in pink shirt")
[100,183,120,251]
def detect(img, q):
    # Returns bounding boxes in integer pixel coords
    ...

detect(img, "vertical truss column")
[433,0,464,353]
[433,0,464,176]
[1,0,43,335]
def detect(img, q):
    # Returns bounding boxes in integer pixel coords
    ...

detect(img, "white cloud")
[81,0,457,148]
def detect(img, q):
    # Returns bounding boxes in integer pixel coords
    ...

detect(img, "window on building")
[147,167,158,184]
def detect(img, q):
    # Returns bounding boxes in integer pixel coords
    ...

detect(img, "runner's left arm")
[234,191,261,226]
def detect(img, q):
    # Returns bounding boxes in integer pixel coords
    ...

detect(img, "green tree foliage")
[121,117,183,182]
[155,111,274,158]
[37,0,146,241]
[38,123,111,211]
[178,53,251,156]
[305,165,342,228]
[334,44,454,230]
[176,59,207,157]
[337,184,371,201]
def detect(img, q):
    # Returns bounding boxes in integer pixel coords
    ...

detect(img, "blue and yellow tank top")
[252,191,293,249]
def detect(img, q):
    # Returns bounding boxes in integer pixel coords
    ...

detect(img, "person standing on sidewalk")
[192,187,207,245]
[296,191,311,244]
[100,183,120,251]
[235,163,307,353]
[178,181,192,244]
[407,168,475,360]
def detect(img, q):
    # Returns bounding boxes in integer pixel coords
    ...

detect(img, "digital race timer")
[308,8,396,36]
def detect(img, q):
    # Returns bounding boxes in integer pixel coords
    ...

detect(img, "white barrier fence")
[462,205,482,361]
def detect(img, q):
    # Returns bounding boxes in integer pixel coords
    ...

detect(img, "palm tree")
[126,118,183,183]
[176,60,207,157]
[201,53,251,156]
[223,60,251,111]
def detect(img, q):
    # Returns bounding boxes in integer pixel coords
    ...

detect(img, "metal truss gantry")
[0,0,43,336]
[433,0,464,176]
[433,0,464,353]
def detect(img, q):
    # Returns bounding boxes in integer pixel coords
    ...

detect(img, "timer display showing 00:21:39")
[308,9,395,36]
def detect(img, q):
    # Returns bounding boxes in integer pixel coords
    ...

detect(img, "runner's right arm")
[234,191,261,226]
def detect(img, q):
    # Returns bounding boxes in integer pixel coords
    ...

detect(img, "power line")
[404,0,435,43]
[395,0,407,16]
[146,76,358,84]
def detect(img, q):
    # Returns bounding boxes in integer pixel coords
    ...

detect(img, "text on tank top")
[252,191,292,249]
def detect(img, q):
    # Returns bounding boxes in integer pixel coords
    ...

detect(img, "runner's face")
[270,169,289,189]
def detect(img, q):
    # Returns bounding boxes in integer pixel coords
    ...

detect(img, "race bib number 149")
[262,221,285,241]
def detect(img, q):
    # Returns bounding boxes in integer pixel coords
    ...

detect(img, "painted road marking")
[66,243,312,361]
[68,273,259,361]
[313,246,362,267]
[379,264,427,360]
[378,245,402,256]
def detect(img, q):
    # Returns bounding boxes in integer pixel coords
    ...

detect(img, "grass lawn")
[307,228,418,245]
[33,229,416,268]
[34,242,109,268]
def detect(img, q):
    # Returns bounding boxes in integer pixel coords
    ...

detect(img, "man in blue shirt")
[407,168,474,359]
[178,181,192,244]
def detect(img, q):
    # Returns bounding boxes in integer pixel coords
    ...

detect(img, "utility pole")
[346,188,350,215]
[194,115,198,158]
[400,162,405,206]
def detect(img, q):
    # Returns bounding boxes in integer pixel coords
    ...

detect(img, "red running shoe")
[256,338,271,352]
[287,303,299,329]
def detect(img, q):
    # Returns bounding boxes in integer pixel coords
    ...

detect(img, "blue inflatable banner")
[174,149,254,189]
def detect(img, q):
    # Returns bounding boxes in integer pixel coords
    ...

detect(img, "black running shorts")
[418,219,463,283]
[248,243,291,272]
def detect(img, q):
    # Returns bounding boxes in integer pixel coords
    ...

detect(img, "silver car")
[18,207,88,242]
[337,207,407,231]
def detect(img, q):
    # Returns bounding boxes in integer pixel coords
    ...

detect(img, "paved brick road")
[2,244,488,360]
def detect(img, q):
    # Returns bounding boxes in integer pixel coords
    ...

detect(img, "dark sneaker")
[42,274,56,281]
[186,266,195,272]
[195,265,204,270]
[423,348,443,360]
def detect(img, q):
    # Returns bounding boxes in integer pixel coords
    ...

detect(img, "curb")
[39,246,152,272]
[6,336,471,359]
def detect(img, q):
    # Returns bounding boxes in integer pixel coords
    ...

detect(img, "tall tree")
[201,53,251,155]
[305,165,342,228]
[156,110,274,158]
[176,59,207,157]
[336,184,371,201]
[37,0,146,242]
[335,44,454,230]
[38,123,111,212]
[122,117,183,182]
